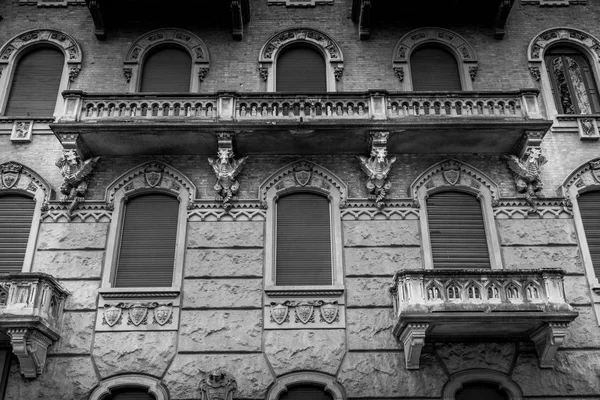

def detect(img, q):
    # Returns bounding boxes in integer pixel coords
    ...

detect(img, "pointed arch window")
[276,44,326,92]
[5,46,64,116]
[411,44,461,91]
[427,191,491,269]
[140,45,192,92]
[545,46,600,114]
[0,194,35,272]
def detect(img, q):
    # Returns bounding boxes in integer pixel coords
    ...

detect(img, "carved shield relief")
[1,162,22,189]
[320,302,338,324]
[270,302,289,325]
[295,303,314,324]
[103,305,123,327]
[293,162,313,187]
[128,305,148,326]
[154,304,173,326]
[590,160,600,183]
[443,164,460,186]
[144,162,164,188]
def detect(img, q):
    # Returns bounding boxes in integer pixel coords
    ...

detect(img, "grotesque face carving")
[371,147,388,164]
[217,149,233,164]
[64,149,81,166]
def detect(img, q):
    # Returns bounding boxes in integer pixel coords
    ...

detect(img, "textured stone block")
[179,310,262,352]
[565,306,600,348]
[187,222,264,248]
[183,278,262,308]
[497,219,577,246]
[345,247,421,276]
[501,246,583,274]
[347,308,399,350]
[32,251,104,279]
[435,342,516,374]
[184,249,263,277]
[346,277,394,307]
[92,332,177,378]
[60,280,100,310]
[48,312,95,355]
[343,220,420,247]
[164,354,273,399]
[5,357,98,400]
[564,275,592,305]
[37,223,108,249]
[264,330,346,375]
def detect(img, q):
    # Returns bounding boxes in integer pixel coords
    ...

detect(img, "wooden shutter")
[578,191,600,279]
[5,47,64,117]
[427,191,491,269]
[411,45,461,91]
[276,45,326,92]
[276,193,332,285]
[0,195,35,273]
[455,382,508,400]
[140,46,191,92]
[108,388,155,400]
[279,385,333,400]
[114,194,179,287]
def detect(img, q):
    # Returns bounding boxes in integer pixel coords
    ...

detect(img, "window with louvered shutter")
[0,194,35,273]
[104,387,155,400]
[276,192,332,286]
[578,191,600,280]
[140,46,192,92]
[411,44,462,91]
[114,194,179,287]
[5,46,64,117]
[279,384,333,400]
[276,44,326,92]
[427,191,491,269]
[455,382,509,400]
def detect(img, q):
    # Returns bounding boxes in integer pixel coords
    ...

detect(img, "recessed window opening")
[140,45,192,92]
[102,387,156,400]
[455,381,509,400]
[278,384,333,400]
[0,194,35,272]
[276,44,326,92]
[578,190,600,281]
[411,44,461,91]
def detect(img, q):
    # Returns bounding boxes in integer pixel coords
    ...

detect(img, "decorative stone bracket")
[208,133,247,211]
[390,269,578,370]
[357,131,396,209]
[0,273,69,378]
[351,0,371,40]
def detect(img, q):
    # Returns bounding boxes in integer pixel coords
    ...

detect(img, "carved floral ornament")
[528,27,600,63]
[125,28,209,65]
[259,27,344,65]
[561,158,600,197]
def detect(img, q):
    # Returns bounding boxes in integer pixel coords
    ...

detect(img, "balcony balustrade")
[0,273,69,378]
[390,269,578,370]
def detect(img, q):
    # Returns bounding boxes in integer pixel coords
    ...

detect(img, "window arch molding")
[392,27,477,91]
[123,28,210,93]
[258,28,344,92]
[265,372,345,400]
[89,374,169,400]
[0,161,51,272]
[528,27,600,117]
[442,369,522,400]
[0,29,82,117]
[102,161,196,291]
[409,159,502,270]
[260,160,347,291]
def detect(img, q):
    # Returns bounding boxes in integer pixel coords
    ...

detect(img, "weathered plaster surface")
[92,332,177,378]
[48,312,95,354]
[183,279,262,308]
[345,247,421,275]
[347,308,399,350]
[565,306,600,348]
[60,280,100,310]
[564,275,593,304]
[343,220,420,246]
[187,221,264,248]
[33,251,104,278]
[37,223,108,249]
[501,246,583,273]
[264,330,346,376]
[497,219,577,245]
[346,277,394,307]
[164,354,273,399]
[184,249,263,277]
[179,310,262,352]
[435,342,516,374]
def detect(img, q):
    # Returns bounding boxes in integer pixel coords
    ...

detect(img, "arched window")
[140,45,192,92]
[545,46,600,114]
[114,193,179,287]
[411,44,461,91]
[279,384,334,400]
[276,192,332,285]
[5,46,64,116]
[103,387,156,400]
[0,194,35,272]
[276,44,327,92]
[426,191,491,269]
[578,190,600,280]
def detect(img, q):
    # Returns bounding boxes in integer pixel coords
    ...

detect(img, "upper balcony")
[0,273,69,378]
[52,89,551,156]
[390,269,578,370]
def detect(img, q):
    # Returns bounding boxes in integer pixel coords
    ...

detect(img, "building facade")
[0,0,599,399]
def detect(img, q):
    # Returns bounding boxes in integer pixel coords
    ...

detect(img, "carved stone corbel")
[208,133,247,211]
[494,0,515,39]
[357,131,396,209]
[352,0,372,40]
[230,0,249,41]
[7,328,53,378]
[399,323,429,370]
[200,369,237,400]
[530,322,570,368]
[85,0,106,40]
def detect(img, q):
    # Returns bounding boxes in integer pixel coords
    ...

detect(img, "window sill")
[99,287,180,300]
[265,285,344,297]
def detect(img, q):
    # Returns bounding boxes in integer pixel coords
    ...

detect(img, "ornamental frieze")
[266,300,343,329]
[98,302,177,331]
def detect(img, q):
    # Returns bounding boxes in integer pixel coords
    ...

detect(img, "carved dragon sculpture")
[504,148,547,212]
[56,150,100,216]
[208,148,247,211]
[357,147,397,209]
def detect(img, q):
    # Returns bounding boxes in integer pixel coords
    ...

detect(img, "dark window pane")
[276,44,326,92]
[411,45,461,91]
[279,385,333,400]
[578,191,600,281]
[0,194,35,272]
[141,46,191,92]
[455,382,508,400]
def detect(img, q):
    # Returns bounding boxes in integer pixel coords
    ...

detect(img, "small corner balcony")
[0,273,69,378]
[390,269,578,370]
[51,89,552,156]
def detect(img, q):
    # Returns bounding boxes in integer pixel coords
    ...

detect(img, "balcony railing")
[0,273,69,378]
[390,269,577,370]
[60,89,542,123]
